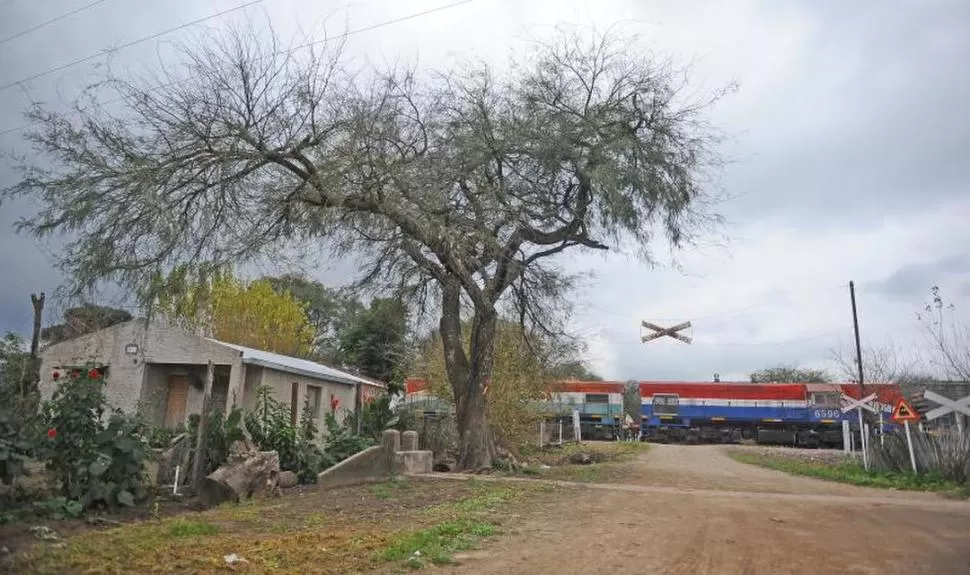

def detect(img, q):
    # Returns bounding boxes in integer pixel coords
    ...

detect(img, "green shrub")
[0,410,30,485]
[187,407,246,474]
[40,366,149,509]
[145,425,183,449]
[321,413,374,469]
[245,385,301,472]
[343,395,398,440]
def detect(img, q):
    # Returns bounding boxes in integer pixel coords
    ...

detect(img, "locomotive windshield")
[653,393,679,415]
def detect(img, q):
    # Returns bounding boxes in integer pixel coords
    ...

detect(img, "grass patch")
[377,519,497,567]
[371,479,413,500]
[729,451,964,493]
[165,518,221,538]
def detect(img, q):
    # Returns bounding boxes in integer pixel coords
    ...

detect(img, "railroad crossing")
[921,389,970,434]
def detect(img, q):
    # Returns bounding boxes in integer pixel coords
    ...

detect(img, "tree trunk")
[438,282,498,471]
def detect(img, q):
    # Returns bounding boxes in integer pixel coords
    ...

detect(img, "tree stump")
[197,450,280,508]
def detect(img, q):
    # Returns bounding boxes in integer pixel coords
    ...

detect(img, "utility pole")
[848,281,865,397]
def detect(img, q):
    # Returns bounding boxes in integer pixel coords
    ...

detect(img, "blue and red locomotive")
[639,381,908,447]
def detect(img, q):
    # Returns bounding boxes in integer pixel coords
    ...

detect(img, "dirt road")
[436,445,970,574]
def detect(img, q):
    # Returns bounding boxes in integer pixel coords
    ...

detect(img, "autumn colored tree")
[152,267,314,356]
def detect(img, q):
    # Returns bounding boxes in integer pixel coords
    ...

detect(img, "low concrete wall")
[316,430,433,487]
[316,445,387,488]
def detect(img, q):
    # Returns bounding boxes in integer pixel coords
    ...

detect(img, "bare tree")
[3,24,724,469]
[829,341,922,385]
[918,286,970,382]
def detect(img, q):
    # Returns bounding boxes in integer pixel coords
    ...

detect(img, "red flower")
[52,371,60,380]
[330,396,340,412]
[47,428,57,439]
[88,368,100,379]
[70,369,80,379]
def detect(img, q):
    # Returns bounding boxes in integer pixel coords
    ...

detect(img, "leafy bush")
[343,395,398,440]
[320,413,374,469]
[187,407,246,474]
[31,496,85,520]
[243,385,373,482]
[40,367,149,509]
[244,385,300,472]
[0,410,30,485]
[145,425,183,449]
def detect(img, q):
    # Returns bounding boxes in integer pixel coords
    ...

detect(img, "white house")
[39,318,386,431]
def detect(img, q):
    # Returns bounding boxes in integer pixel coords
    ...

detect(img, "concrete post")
[401,430,419,451]
[382,429,401,474]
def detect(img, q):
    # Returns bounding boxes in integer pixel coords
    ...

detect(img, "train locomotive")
[639,381,907,447]
[541,381,627,440]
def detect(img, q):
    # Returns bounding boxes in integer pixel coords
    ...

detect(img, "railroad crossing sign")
[840,393,878,414]
[891,397,920,423]
[641,321,692,344]
[921,390,970,421]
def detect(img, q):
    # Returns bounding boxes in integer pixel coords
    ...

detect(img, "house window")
[290,382,299,425]
[585,393,609,404]
[307,385,322,420]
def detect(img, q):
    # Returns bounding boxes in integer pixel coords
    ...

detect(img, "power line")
[0,0,265,93]
[0,0,110,46]
[0,0,476,137]
[583,281,847,323]
[691,327,849,347]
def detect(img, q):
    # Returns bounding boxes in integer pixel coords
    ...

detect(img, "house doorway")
[164,375,190,428]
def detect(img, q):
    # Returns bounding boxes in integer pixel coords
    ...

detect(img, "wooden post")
[25,293,44,399]
[539,420,545,448]
[192,361,215,487]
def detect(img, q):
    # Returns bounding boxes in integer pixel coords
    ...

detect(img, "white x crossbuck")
[840,393,878,414]
[922,390,970,421]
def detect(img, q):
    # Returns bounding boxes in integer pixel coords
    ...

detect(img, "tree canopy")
[749,365,832,384]
[5,25,723,469]
[337,298,409,392]
[42,304,132,344]
[264,274,364,363]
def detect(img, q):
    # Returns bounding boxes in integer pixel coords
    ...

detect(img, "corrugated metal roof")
[206,339,383,387]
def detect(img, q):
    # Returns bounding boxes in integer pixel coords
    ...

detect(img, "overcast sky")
[1,0,968,381]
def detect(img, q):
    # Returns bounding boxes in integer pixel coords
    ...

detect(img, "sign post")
[891,397,920,474]
[572,409,582,442]
[879,409,886,447]
[841,420,851,455]
[841,393,878,471]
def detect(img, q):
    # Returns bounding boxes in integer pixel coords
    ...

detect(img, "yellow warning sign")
[891,398,920,423]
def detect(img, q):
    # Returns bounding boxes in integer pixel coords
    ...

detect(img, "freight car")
[639,381,907,448]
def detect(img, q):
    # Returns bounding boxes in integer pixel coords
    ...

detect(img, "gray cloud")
[868,255,970,301]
